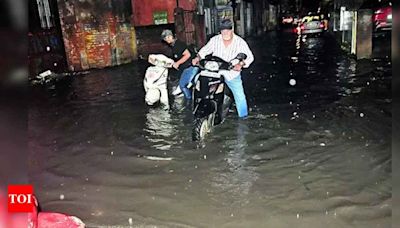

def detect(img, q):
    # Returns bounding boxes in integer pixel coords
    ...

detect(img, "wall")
[252,0,278,34]
[132,0,197,26]
[131,0,198,57]
[29,0,67,76]
[331,0,366,54]
[57,0,137,71]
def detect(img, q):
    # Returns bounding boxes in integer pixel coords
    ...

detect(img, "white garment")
[197,34,254,81]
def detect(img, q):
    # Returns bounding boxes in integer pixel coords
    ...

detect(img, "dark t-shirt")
[171,40,191,69]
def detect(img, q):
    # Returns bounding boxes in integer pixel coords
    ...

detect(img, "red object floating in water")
[38,212,85,228]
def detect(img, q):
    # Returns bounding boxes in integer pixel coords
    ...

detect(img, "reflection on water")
[144,108,175,151]
[210,122,259,207]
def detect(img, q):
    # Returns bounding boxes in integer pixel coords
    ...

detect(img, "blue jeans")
[179,66,199,99]
[225,75,248,118]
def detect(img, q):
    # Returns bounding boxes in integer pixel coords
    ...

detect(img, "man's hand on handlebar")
[233,61,245,71]
[192,57,200,66]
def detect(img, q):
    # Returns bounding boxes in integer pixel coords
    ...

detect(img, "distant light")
[46,46,51,51]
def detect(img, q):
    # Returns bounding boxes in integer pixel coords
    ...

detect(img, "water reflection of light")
[335,58,358,97]
[211,122,259,207]
[144,108,175,150]
[296,34,301,50]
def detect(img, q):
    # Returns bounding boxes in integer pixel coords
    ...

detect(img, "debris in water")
[231,213,234,217]
[110,151,114,155]
[360,113,365,117]
[128,218,133,225]
[203,155,207,160]
[320,143,326,146]
[144,156,173,161]
[289,79,296,86]
[60,194,65,200]
[297,213,300,219]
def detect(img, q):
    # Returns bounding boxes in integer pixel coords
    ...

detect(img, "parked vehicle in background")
[296,14,326,35]
[373,4,392,32]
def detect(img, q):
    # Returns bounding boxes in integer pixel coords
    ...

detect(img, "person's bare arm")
[173,49,191,69]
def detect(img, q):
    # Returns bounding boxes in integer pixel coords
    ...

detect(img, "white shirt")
[197,34,254,81]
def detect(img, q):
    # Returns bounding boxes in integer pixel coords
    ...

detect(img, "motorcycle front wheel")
[192,117,208,141]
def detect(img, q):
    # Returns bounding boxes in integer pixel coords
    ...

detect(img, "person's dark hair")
[161,29,174,40]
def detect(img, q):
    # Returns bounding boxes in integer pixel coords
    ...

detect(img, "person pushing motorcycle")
[161,29,198,100]
[192,19,254,118]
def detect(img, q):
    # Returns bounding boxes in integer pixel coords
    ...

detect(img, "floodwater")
[29,32,391,227]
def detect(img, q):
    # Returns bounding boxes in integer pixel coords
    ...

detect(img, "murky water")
[29,32,391,227]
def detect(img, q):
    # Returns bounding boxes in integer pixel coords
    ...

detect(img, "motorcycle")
[190,53,247,141]
[143,54,174,109]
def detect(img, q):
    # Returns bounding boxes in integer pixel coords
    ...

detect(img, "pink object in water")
[0,191,84,228]
[38,212,85,228]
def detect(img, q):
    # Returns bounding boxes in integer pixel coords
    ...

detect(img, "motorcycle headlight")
[204,61,220,71]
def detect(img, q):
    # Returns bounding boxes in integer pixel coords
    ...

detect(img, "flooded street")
[29,32,391,227]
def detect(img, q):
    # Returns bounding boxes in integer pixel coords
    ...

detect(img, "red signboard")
[132,0,197,26]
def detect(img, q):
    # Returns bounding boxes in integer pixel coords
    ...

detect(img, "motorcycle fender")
[194,100,216,119]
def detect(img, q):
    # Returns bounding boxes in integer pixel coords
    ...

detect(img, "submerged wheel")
[192,118,208,141]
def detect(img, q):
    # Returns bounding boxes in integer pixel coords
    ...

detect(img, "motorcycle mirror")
[236,53,247,61]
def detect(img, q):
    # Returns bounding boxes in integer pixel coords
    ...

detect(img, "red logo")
[8,185,34,212]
